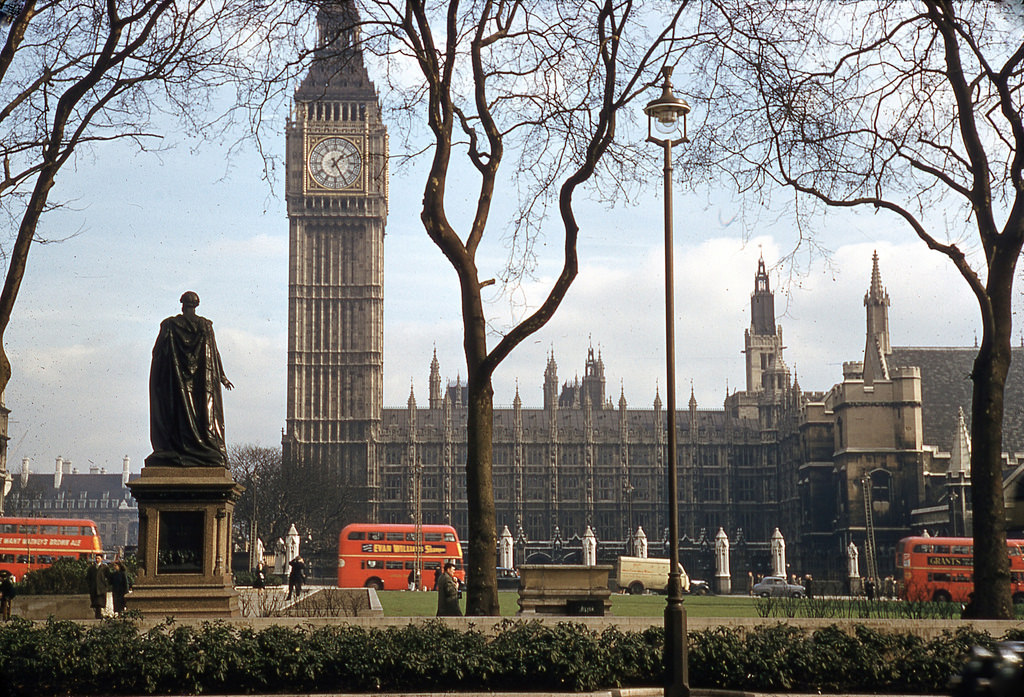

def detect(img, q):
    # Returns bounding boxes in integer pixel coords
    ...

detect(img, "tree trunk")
[464,370,498,615]
[970,259,1016,619]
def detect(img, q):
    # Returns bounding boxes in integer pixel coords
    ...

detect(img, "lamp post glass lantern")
[644,65,690,697]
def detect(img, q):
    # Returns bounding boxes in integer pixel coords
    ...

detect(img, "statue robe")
[146,313,229,467]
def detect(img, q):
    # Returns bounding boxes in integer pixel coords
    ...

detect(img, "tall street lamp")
[644,65,690,697]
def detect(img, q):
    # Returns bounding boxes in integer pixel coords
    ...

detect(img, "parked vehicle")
[615,555,708,595]
[752,575,805,598]
[496,567,520,590]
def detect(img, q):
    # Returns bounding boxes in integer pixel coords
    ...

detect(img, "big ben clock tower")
[284,1,387,519]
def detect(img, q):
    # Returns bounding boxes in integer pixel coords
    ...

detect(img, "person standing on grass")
[0,570,15,620]
[436,561,462,616]
[86,554,109,619]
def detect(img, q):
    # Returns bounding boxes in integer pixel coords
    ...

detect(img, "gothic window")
[870,470,892,503]
[384,475,402,501]
[526,476,545,501]
[384,444,404,465]
[560,446,582,466]
[420,444,440,465]
[596,475,616,501]
[631,446,653,466]
[493,446,511,465]
[560,474,581,494]
[595,512,616,536]
[597,446,617,466]
[701,475,722,502]
[526,446,544,466]
[738,476,756,502]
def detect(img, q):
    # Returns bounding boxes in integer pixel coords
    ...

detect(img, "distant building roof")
[890,346,1024,454]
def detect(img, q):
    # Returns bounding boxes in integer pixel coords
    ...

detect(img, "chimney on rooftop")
[122,456,130,487]
[54,456,63,488]
[20,457,29,487]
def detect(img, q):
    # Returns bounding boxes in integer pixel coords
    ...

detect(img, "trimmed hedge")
[0,616,1005,696]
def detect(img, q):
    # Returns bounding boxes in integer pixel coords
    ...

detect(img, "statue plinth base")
[126,466,244,618]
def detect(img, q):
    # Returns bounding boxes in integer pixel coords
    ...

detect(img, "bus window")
[0,523,16,533]
[36,555,56,565]
[386,561,404,570]
[386,532,403,541]
[444,533,456,542]
[347,531,366,540]
[425,532,442,542]
[424,560,440,570]
[933,545,950,554]
[16,555,32,564]
[951,545,972,555]
[60,526,78,536]
[18,525,36,534]
[39,525,59,535]
[363,560,382,569]
[368,531,384,541]
[0,554,14,563]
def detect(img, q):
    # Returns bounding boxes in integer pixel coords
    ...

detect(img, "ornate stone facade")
[283,4,1024,583]
[282,2,388,513]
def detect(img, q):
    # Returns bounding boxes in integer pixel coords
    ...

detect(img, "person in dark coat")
[436,561,462,617]
[0,570,15,620]
[253,563,266,590]
[86,554,109,619]
[287,556,305,600]
[109,561,130,615]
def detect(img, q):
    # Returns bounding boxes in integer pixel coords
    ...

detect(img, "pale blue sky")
[1,79,997,477]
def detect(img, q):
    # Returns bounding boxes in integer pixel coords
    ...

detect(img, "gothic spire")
[862,251,892,385]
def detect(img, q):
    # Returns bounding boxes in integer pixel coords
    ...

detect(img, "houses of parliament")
[280,4,1024,580]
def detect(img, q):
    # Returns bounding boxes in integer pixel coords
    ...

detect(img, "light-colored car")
[752,575,805,598]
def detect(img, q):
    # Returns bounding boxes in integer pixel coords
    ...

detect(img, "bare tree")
[308,0,688,614]
[229,443,290,555]
[0,0,282,400]
[683,1,1024,617]
[229,443,356,569]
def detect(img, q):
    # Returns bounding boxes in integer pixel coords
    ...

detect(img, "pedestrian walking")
[253,563,266,590]
[865,578,875,601]
[804,574,814,600]
[109,560,131,615]
[287,556,306,600]
[436,561,462,616]
[86,553,109,619]
[0,570,15,620]
[747,571,754,596]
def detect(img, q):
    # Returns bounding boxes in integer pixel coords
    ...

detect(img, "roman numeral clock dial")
[307,137,362,190]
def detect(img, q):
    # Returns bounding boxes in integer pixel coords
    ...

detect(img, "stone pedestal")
[517,564,612,616]
[126,466,244,618]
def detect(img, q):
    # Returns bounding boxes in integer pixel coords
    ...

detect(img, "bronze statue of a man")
[146,291,233,467]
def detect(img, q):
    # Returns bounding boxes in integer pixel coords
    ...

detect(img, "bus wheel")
[365,578,383,591]
[932,590,952,603]
[628,581,645,595]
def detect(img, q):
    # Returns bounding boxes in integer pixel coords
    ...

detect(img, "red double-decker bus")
[0,517,103,580]
[338,523,464,590]
[896,535,1024,603]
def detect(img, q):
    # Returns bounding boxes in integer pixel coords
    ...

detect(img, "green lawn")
[378,590,759,617]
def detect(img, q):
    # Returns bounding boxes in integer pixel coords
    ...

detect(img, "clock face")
[308,137,362,190]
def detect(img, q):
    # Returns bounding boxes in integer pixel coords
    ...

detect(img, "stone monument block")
[127,466,243,617]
